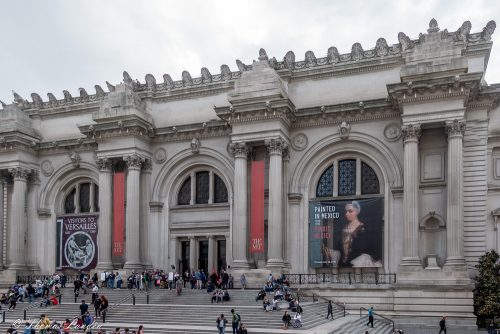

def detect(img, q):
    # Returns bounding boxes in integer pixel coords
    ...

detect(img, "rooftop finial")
[106,81,115,92]
[482,20,496,41]
[258,48,268,61]
[428,18,439,33]
[31,93,43,107]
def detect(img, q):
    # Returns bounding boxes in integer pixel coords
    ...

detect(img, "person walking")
[216,314,227,334]
[439,316,446,334]
[8,292,17,310]
[326,300,334,319]
[230,308,241,334]
[366,306,374,328]
[80,300,89,316]
[239,274,246,290]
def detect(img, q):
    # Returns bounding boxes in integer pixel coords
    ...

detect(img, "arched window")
[315,158,380,198]
[64,181,99,214]
[177,171,228,205]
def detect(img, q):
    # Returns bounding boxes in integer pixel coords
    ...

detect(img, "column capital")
[29,170,41,185]
[142,158,153,173]
[265,138,288,156]
[229,142,249,159]
[401,124,421,142]
[445,119,466,138]
[124,154,144,170]
[96,157,113,172]
[8,167,31,182]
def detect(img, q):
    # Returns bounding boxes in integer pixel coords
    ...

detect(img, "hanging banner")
[58,215,98,270]
[113,172,125,256]
[309,197,384,268]
[250,160,265,254]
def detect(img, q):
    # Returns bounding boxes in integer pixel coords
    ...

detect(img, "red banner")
[113,172,125,256]
[250,160,265,254]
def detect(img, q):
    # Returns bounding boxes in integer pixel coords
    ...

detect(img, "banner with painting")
[309,198,383,268]
[57,215,98,271]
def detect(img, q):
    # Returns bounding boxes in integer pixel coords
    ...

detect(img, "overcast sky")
[0,0,498,104]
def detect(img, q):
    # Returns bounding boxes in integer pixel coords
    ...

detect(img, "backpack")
[237,313,241,323]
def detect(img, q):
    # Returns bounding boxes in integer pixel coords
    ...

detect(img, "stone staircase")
[329,315,393,334]
[0,287,346,333]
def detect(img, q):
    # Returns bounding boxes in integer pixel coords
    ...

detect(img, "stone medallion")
[153,148,167,164]
[384,123,402,142]
[40,160,54,177]
[291,133,308,151]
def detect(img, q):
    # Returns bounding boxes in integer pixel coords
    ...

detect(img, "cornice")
[79,115,154,142]
[153,121,230,144]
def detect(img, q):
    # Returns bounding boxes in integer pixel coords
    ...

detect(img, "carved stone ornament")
[69,151,81,168]
[351,43,364,61]
[236,59,248,72]
[283,51,295,69]
[220,65,232,80]
[9,167,31,181]
[79,88,89,100]
[482,20,496,41]
[446,119,466,137]
[47,93,57,104]
[401,124,421,142]
[428,18,439,33]
[259,48,268,61]
[229,142,249,159]
[304,51,317,67]
[190,137,200,154]
[265,138,288,156]
[153,148,167,164]
[454,21,471,43]
[398,32,414,51]
[145,74,157,91]
[383,123,402,142]
[375,38,389,56]
[338,121,351,139]
[106,81,115,92]
[95,85,105,97]
[13,91,25,104]
[124,154,144,170]
[327,46,340,64]
[182,71,193,87]
[291,133,308,151]
[63,90,72,102]
[40,160,54,177]
[95,157,112,172]
[31,93,43,107]
[201,67,212,84]
[163,74,174,90]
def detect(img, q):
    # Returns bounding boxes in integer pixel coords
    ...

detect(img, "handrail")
[100,292,135,323]
[302,291,347,317]
[360,306,394,332]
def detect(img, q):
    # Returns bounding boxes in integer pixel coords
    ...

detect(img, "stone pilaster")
[189,235,196,272]
[141,159,153,269]
[207,235,215,274]
[0,178,4,269]
[229,142,250,269]
[445,119,467,267]
[95,157,114,271]
[7,167,30,270]
[27,171,41,271]
[400,124,422,266]
[123,154,143,271]
[265,138,287,269]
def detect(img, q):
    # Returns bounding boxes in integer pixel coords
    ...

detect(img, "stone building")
[0,19,499,321]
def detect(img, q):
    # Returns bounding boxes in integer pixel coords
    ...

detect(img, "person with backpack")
[230,308,241,334]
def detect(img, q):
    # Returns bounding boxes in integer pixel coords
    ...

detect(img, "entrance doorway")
[180,241,190,274]
[198,240,208,273]
[217,240,226,272]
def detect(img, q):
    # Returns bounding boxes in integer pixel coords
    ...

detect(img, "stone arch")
[39,162,99,215]
[419,213,446,268]
[153,147,234,202]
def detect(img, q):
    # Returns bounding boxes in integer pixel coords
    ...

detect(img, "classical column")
[189,236,196,272]
[95,157,114,271]
[27,171,41,271]
[0,178,4,268]
[400,124,422,266]
[265,138,287,269]
[229,142,250,268]
[7,167,30,270]
[123,154,143,271]
[207,235,215,273]
[445,119,467,266]
[141,159,153,269]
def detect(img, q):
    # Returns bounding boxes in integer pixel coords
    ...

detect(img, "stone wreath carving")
[153,148,167,164]
[384,123,402,142]
[291,133,308,151]
[40,160,54,177]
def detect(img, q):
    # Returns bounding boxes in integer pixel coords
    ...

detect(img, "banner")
[113,172,125,256]
[309,198,383,268]
[58,215,98,270]
[250,160,265,254]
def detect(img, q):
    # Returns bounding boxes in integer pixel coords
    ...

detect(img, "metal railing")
[22,293,63,320]
[303,291,347,318]
[101,292,135,323]
[287,273,396,285]
[360,307,394,332]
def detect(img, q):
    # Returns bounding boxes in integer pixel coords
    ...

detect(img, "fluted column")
[7,167,30,270]
[265,138,287,269]
[445,119,467,266]
[207,235,215,274]
[400,124,422,266]
[229,142,250,269]
[123,154,143,271]
[96,157,113,271]
[141,159,153,269]
[189,235,196,272]
[0,179,4,269]
[27,171,41,271]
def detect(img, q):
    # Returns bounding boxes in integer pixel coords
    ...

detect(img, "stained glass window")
[178,177,191,205]
[316,165,333,197]
[214,174,228,203]
[196,172,210,204]
[361,162,380,194]
[338,159,356,196]
[64,188,76,214]
[79,183,91,213]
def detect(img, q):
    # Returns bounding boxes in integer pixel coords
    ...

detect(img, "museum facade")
[0,19,499,318]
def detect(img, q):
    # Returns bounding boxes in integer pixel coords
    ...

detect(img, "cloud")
[0,0,498,103]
